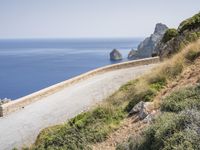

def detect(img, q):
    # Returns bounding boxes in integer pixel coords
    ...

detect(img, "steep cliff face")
[155,12,200,58]
[128,23,168,59]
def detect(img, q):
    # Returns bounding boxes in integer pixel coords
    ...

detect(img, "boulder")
[129,101,145,115]
[110,49,122,61]
[143,110,158,123]
[138,107,149,120]
[128,23,168,59]
[129,101,154,120]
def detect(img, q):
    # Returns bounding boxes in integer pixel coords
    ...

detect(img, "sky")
[0,0,199,39]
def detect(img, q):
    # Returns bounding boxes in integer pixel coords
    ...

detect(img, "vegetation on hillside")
[117,85,200,150]
[162,28,178,43]
[157,12,200,58]
[117,40,200,150]
[178,12,200,33]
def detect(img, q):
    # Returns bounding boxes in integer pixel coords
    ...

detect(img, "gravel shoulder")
[0,64,156,150]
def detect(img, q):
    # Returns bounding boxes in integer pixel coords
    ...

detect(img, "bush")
[148,75,167,91]
[185,49,200,62]
[124,109,200,150]
[178,12,200,33]
[163,129,200,150]
[161,86,200,112]
[162,28,178,43]
[185,32,199,42]
[119,85,200,150]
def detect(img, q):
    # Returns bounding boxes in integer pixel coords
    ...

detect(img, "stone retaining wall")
[0,57,159,117]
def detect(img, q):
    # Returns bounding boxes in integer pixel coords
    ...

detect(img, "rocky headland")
[155,13,200,59]
[128,23,168,59]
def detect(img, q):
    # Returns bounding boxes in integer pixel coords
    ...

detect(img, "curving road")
[0,64,157,150]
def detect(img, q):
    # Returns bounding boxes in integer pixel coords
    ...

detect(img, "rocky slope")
[116,46,200,150]
[128,23,168,59]
[155,12,200,58]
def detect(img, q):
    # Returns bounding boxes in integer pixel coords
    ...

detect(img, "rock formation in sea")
[127,49,137,59]
[128,23,168,59]
[110,49,123,61]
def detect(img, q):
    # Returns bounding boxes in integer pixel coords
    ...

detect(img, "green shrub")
[185,32,199,42]
[119,85,200,150]
[161,86,200,112]
[197,31,200,37]
[125,109,200,150]
[178,12,200,33]
[119,112,188,150]
[185,49,200,62]
[162,28,178,43]
[148,75,167,91]
[163,129,200,150]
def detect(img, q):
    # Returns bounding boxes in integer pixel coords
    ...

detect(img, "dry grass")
[116,39,200,150]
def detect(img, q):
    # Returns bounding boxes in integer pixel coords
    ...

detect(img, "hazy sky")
[0,0,199,39]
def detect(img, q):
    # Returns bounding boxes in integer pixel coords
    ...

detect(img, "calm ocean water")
[0,38,141,99]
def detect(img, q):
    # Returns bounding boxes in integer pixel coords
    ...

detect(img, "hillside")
[155,12,200,58]
[117,41,200,150]
[23,13,200,150]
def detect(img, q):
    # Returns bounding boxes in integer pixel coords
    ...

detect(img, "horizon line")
[0,36,145,40]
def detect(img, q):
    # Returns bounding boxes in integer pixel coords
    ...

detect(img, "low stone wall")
[0,57,159,117]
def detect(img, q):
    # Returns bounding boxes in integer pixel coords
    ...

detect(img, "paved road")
[0,64,156,150]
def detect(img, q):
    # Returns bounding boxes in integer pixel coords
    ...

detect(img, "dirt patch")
[91,116,148,150]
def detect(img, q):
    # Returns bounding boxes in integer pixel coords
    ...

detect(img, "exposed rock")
[143,110,158,123]
[138,108,149,120]
[0,98,11,105]
[127,49,137,59]
[129,101,154,120]
[129,101,145,115]
[110,49,123,61]
[155,12,200,59]
[128,23,168,59]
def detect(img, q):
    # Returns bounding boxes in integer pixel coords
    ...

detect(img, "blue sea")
[0,38,142,99]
